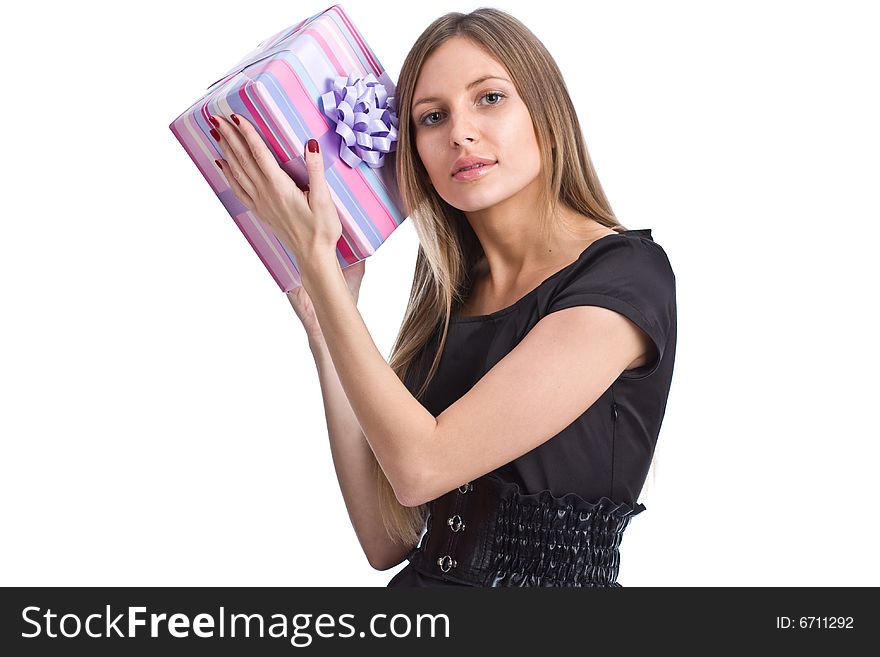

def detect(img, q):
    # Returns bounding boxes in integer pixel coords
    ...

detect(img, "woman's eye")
[423,111,442,126]
[419,92,506,126]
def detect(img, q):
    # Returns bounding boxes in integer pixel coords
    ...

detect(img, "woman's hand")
[287,259,366,345]
[209,114,341,263]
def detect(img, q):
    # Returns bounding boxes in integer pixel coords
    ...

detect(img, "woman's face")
[411,37,542,213]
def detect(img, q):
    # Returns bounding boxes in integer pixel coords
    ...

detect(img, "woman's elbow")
[368,554,402,571]
[387,466,427,508]
[367,543,415,571]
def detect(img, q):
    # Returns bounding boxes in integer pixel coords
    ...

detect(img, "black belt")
[406,474,646,587]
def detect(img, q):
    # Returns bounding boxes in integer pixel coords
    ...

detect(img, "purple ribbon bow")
[320,72,399,169]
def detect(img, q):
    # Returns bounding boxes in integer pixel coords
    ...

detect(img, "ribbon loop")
[320,71,398,169]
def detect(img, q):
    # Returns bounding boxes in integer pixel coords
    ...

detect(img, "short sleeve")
[545,235,676,380]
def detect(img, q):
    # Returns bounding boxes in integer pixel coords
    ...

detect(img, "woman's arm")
[300,254,650,509]
[300,256,439,506]
[308,335,417,571]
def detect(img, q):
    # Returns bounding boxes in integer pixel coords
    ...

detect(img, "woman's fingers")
[228,114,297,192]
[303,138,331,210]
[215,159,255,213]
[212,113,311,212]
[210,115,259,199]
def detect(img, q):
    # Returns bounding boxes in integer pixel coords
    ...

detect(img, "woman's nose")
[447,113,478,147]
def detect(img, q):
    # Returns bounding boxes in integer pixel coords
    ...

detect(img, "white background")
[1,0,877,586]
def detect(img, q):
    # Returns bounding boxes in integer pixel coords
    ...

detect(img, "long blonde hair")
[375,7,632,547]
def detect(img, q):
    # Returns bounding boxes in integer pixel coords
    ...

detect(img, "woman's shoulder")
[565,227,674,283]
[543,226,676,331]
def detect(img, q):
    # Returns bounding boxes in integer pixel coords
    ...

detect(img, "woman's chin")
[442,190,504,213]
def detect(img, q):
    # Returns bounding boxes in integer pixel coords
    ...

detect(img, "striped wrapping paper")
[169,4,406,292]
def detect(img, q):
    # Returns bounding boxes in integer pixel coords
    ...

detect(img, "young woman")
[214,8,676,587]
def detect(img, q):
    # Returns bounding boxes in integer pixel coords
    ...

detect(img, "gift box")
[169,4,405,292]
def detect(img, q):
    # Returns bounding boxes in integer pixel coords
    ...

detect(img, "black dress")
[387,228,677,587]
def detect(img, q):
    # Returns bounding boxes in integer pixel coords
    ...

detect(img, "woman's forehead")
[413,42,509,104]
[420,37,500,73]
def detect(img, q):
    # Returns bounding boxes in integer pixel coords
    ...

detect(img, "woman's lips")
[452,161,497,181]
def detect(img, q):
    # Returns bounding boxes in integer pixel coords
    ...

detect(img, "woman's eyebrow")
[412,75,512,109]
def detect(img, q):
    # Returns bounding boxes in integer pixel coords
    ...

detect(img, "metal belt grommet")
[447,514,466,532]
[437,555,457,572]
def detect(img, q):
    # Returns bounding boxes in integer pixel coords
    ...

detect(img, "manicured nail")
[208,116,220,128]
[210,128,220,142]
[231,114,240,126]
[307,139,319,153]
[215,159,223,170]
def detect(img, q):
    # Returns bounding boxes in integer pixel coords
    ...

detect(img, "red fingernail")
[210,128,220,142]
[208,116,220,128]
[215,159,223,170]
[307,139,319,153]
[231,114,240,126]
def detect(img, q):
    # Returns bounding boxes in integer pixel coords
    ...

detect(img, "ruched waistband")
[406,474,646,587]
